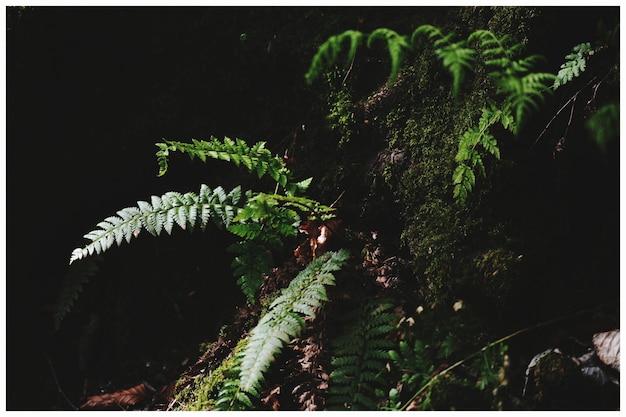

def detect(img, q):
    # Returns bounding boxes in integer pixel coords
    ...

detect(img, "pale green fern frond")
[305,30,365,85]
[367,28,411,84]
[216,250,350,409]
[69,185,244,264]
[327,297,395,410]
[413,25,475,99]
[553,42,595,89]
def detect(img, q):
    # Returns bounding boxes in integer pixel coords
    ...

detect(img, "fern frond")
[228,240,273,302]
[69,185,244,264]
[53,256,101,330]
[367,28,411,84]
[553,42,595,89]
[412,25,475,99]
[501,72,556,123]
[305,30,365,85]
[327,297,395,410]
[453,103,509,205]
[235,250,349,397]
[156,136,291,188]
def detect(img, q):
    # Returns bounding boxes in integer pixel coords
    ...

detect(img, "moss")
[172,337,248,410]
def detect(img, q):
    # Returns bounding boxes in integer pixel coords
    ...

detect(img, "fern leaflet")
[228,240,274,302]
[156,136,291,188]
[53,256,101,330]
[216,250,350,409]
[327,297,395,410]
[305,30,364,85]
[453,102,512,205]
[470,29,555,124]
[413,25,475,99]
[69,185,243,264]
[553,42,595,89]
[367,28,411,84]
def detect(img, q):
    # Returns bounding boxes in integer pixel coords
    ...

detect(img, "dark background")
[6,7,426,409]
[6,6,619,410]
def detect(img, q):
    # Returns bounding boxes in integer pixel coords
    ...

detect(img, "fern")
[305,30,364,85]
[367,28,411,84]
[413,25,475,99]
[216,250,350,410]
[327,297,395,410]
[470,29,555,124]
[156,136,291,188]
[69,184,243,264]
[453,102,514,205]
[53,256,101,330]
[553,42,595,89]
[58,135,331,327]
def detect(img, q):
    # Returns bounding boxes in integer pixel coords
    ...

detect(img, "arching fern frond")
[305,30,365,85]
[156,136,291,188]
[327,297,395,410]
[413,25,475,99]
[69,185,244,264]
[367,28,411,85]
[216,250,350,409]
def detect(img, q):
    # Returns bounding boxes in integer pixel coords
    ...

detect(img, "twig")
[399,308,594,411]
[531,76,596,150]
[44,352,79,410]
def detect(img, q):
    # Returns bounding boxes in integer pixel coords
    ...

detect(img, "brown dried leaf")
[80,381,155,410]
[592,329,620,371]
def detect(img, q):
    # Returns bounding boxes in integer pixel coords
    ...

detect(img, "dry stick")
[44,352,79,410]
[399,308,594,411]
[531,76,599,150]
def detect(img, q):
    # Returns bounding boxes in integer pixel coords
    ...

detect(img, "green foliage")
[452,102,514,205]
[305,30,364,85]
[412,25,475,98]
[585,102,619,153]
[69,185,243,265]
[385,303,509,411]
[367,28,411,84]
[215,250,350,410]
[156,136,291,188]
[53,256,101,330]
[469,29,555,124]
[327,298,395,410]
[553,42,595,89]
[58,136,334,325]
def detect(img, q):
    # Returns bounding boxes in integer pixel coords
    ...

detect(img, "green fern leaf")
[554,42,595,89]
[156,136,291,189]
[367,28,411,84]
[69,185,244,264]
[413,25,475,99]
[53,256,101,330]
[228,240,273,302]
[327,297,395,410]
[235,250,349,397]
[305,30,365,85]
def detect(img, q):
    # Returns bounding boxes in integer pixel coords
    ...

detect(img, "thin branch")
[44,352,78,410]
[531,76,596,150]
[399,308,595,411]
